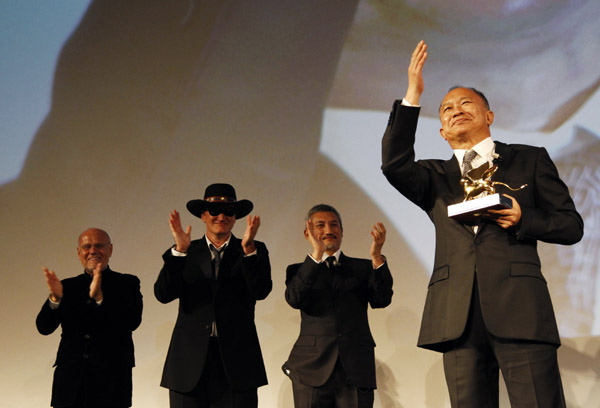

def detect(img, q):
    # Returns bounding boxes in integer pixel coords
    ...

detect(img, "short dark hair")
[306,204,343,229]
[440,85,490,111]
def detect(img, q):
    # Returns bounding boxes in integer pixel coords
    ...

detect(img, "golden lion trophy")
[448,164,527,222]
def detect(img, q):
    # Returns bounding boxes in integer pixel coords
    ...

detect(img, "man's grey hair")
[440,85,491,111]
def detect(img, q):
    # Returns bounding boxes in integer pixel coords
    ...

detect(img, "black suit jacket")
[36,267,143,407]
[381,102,583,351]
[284,253,393,389]
[154,235,272,393]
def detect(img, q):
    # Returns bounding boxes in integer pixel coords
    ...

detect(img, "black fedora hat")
[186,183,253,219]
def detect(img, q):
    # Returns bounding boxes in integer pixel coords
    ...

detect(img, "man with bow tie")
[282,204,393,408]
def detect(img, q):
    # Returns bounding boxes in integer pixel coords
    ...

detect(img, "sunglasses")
[207,206,236,217]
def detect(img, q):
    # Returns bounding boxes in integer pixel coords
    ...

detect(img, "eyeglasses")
[207,206,236,217]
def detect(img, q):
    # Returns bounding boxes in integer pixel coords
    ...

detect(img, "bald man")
[36,228,143,408]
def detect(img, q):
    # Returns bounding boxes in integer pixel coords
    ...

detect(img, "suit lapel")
[475,142,514,236]
[442,156,465,204]
[332,253,351,291]
[442,157,476,235]
[491,141,512,183]
[197,237,213,280]
[218,236,241,282]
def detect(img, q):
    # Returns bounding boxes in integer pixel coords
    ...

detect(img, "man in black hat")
[155,183,272,408]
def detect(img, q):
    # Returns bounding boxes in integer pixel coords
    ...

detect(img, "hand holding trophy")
[448,162,527,222]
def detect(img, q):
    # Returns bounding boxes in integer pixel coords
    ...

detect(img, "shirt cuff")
[401,98,420,107]
[48,296,60,309]
[171,247,187,257]
[373,255,387,269]
[307,254,322,264]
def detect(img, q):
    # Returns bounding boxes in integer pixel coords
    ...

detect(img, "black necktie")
[209,244,224,278]
[462,149,478,176]
[325,256,337,269]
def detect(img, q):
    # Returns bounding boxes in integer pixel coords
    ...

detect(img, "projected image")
[324,0,600,337]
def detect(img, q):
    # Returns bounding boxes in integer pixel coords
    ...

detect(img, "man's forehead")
[79,229,110,244]
[311,212,340,222]
[441,88,483,105]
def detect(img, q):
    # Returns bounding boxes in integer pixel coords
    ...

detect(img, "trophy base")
[448,193,512,223]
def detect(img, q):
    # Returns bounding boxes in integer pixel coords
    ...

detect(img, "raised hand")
[89,263,103,302]
[370,222,387,268]
[242,215,260,254]
[169,209,191,252]
[405,40,428,105]
[42,266,63,302]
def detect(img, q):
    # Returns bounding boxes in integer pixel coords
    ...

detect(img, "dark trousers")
[443,282,566,408]
[169,338,258,408]
[290,358,374,408]
[55,364,131,408]
[61,405,128,408]
[61,406,128,408]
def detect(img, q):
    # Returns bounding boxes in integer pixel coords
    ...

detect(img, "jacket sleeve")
[35,299,61,335]
[154,247,187,304]
[240,240,272,301]
[516,147,584,245]
[381,101,433,210]
[284,257,319,309]
[368,260,393,309]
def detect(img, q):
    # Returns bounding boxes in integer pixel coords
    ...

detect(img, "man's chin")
[85,263,106,272]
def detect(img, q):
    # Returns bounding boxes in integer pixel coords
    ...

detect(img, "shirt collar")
[320,249,341,263]
[205,235,231,251]
[454,137,495,164]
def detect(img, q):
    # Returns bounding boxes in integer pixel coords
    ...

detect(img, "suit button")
[84,334,91,340]
[337,333,342,338]
[83,354,89,359]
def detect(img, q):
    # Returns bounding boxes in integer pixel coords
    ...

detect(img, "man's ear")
[486,110,494,126]
[440,128,448,141]
[200,213,210,228]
